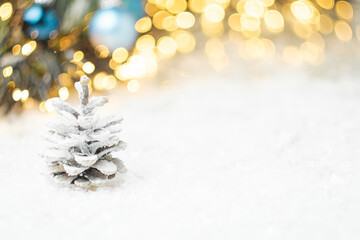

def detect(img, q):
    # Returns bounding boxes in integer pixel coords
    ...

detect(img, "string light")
[335,1,353,21]
[94,45,109,58]
[264,10,284,33]
[0,2,12,21]
[59,87,69,100]
[290,0,314,22]
[135,16,152,33]
[45,99,55,112]
[82,62,95,74]
[3,66,13,78]
[38,101,46,112]
[21,90,29,101]
[12,89,21,101]
[204,4,225,23]
[12,45,21,55]
[334,20,353,42]
[127,80,140,93]
[112,47,129,63]
[176,12,195,29]
[157,36,177,56]
[21,41,37,56]
[73,51,84,61]
[4,0,358,112]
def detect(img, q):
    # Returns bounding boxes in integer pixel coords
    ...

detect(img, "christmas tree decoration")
[23,5,59,40]
[42,75,127,188]
[89,6,138,51]
[1,0,360,115]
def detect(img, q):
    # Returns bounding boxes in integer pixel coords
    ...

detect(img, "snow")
[1,52,360,239]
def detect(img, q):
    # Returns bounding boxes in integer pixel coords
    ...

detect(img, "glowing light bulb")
[3,66,13,77]
[82,62,95,74]
[127,80,140,93]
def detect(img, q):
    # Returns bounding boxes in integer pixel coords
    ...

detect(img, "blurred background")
[0,0,359,114]
[2,1,360,239]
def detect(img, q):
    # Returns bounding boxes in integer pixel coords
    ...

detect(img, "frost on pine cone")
[42,75,126,187]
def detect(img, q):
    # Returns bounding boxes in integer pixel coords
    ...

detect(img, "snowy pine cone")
[42,75,126,187]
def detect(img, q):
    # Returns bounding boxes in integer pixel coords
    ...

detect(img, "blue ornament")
[88,7,138,51]
[23,5,59,41]
[23,5,43,24]
[120,0,144,20]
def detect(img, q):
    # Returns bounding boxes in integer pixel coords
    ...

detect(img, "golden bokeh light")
[201,15,225,37]
[109,59,120,70]
[335,1,353,21]
[153,10,172,29]
[22,41,37,56]
[203,4,225,23]
[58,73,73,87]
[24,98,34,108]
[241,14,260,31]
[136,35,156,52]
[0,2,12,21]
[145,2,159,16]
[319,15,333,34]
[264,10,284,33]
[127,80,140,93]
[12,88,21,101]
[112,47,129,63]
[12,45,21,55]
[94,72,107,90]
[176,12,196,29]
[129,55,147,77]
[315,0,334,10]
[188,0,207,13]
[82,62,95,74]
[334,20,353,42]
[21,90,29,101]
[39,101,46,113]
[260,0,275,7]
[94,74,117,90]
[228,13,242,32]
[244,0,266,18]
[166,0,187,14]
[73,51,84,61]
[45,99,55,112]
[290,0,314,22]
[236,0,246,13]
[157,36,178,56]
[171,30,196,53]
[94,45,109,58]
[3,66,13,78]
[59,87,69,100]
[163,15,178,31]
[135,16,152,33]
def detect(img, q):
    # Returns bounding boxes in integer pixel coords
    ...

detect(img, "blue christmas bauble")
[23,5,59,41]
[23,4,43,24]
[88,7,138,51]
[120,0,144,20]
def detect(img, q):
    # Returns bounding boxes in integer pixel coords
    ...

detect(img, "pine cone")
[42,75,126,188]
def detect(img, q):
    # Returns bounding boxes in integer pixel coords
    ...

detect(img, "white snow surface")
[1,54,360,239]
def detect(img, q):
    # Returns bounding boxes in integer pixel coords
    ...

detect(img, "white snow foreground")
[41,75,126,188]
